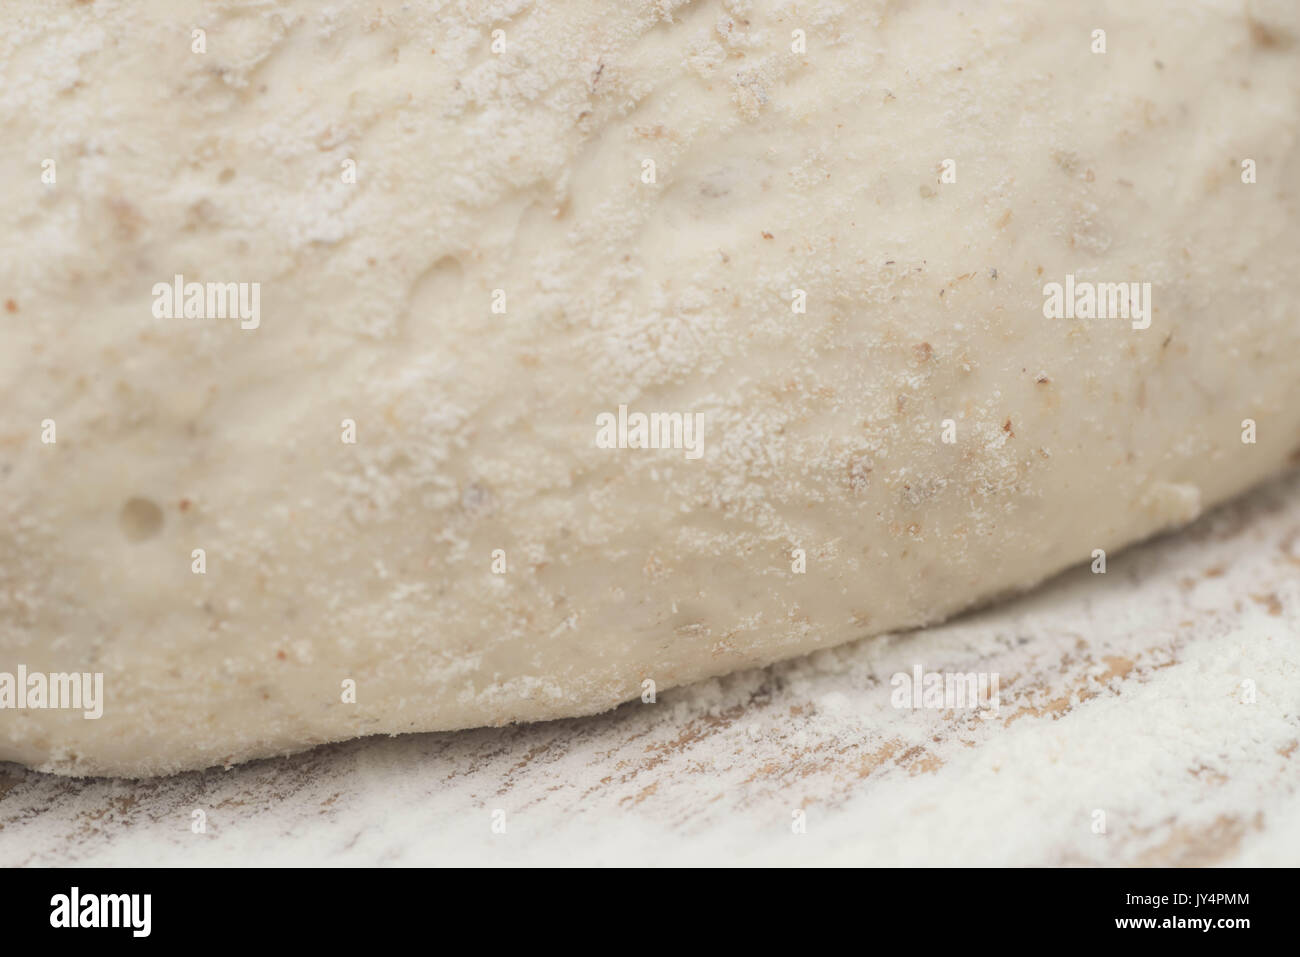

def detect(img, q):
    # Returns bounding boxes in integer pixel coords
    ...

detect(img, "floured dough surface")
[1,0,1297,776]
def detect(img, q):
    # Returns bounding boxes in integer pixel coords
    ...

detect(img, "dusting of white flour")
[2,469,1297,865]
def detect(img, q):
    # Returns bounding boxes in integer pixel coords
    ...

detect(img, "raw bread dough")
[1,0,1297,776]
